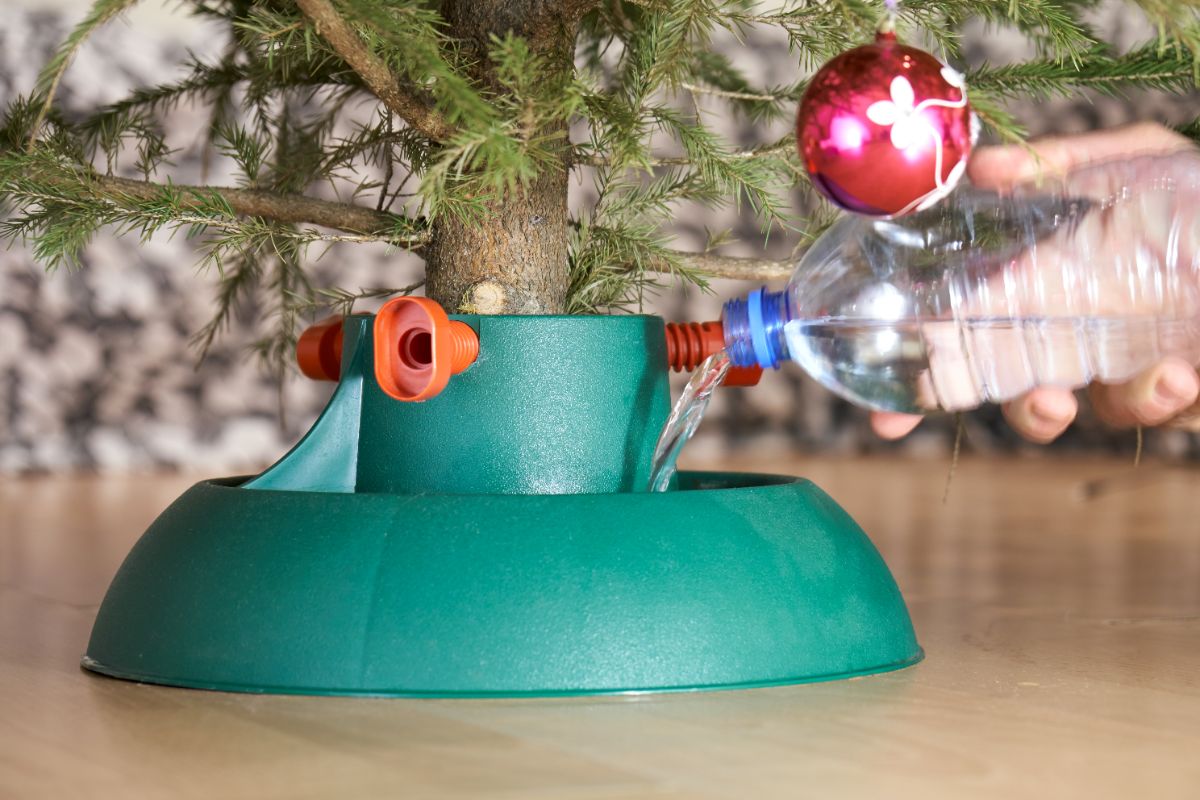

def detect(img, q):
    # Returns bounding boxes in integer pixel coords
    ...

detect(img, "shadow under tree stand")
[83,300,921,696]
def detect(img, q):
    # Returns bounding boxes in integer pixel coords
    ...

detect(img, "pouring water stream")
[647,350,732,492]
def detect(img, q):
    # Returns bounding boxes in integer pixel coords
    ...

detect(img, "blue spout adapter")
[722,288,793,370]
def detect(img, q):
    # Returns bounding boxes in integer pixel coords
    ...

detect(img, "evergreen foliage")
[2,0,1199,369]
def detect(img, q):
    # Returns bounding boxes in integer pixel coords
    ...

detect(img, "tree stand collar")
[257,312,673,495]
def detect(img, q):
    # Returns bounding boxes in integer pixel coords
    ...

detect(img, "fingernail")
[1030,397,1071,425]
[1154,370,1196,406]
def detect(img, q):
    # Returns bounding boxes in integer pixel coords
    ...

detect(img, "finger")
[1089,358,1200,428]
[1165,400,1200,432]
[871,412,923,440]
[967,146,1038,190]
[968,122,1194,191]
[1001,388,1078,444]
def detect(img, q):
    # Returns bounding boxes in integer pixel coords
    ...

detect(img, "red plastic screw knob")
[374,296,479,402]
[296,316,345,381]
[664,321,763,387]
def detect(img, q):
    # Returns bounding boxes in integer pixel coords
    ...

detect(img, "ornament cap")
[877,0,898,39]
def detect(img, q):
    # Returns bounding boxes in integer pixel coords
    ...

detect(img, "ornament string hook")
[879,0,900,38]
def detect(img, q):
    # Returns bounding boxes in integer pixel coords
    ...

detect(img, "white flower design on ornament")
[864,71,970,213]
[865,76,922,149]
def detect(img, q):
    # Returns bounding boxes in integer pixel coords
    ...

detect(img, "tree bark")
[424,161,570,314]
[423,0,591,314]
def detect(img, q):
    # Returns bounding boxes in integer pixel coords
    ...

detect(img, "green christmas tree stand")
[83,314,921,696]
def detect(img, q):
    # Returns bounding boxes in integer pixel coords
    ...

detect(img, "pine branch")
[1177,116,1200,145]
[28,0,140,149]
[680,81,779,103]
[2,146,428,252]
[295,0,454,141]
[969,42,1197,101]
[574,138,794,168]
[670,250,792,281]
[651,106,790,225]
[930,0,1095,63]
[191,247,263,360]
[419,31,584,222]
[568,220,700,313]
[726,2,884,68]
[1128,0,1200,71]
[968,94,1027,143]
[682,47,801,122]
[302,282,425,315]
[73,173,424,240]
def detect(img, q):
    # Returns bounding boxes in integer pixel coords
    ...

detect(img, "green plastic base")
[84,313,920,696]
[84,471,921,696]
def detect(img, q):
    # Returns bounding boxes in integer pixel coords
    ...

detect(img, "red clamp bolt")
[373,296,479,402]
[295,298,479,402]
[664,321,763,387]
[296,316,345,382]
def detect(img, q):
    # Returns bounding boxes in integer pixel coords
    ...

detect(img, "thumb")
[870,412,923,440]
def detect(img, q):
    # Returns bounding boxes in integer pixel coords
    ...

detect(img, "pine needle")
[942,412,965,505]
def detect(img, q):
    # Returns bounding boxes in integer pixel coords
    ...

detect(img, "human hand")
[872,122,1200,443]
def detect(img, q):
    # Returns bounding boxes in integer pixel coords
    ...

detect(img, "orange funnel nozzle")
[664,321,763,387]
[296,316,345,381]
[374,296,479,402]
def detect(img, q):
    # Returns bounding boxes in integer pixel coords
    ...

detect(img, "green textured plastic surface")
[246,314,671,495]
[84,312,921,696]
[84,472,921,695]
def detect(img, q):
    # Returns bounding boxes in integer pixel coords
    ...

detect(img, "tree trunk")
[424,0,587,314]
[424,157,570,314]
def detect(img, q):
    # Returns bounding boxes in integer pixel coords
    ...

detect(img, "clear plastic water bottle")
[722,152,1200,414]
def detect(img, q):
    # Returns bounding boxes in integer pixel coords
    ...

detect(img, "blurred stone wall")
[1,1,1198,473]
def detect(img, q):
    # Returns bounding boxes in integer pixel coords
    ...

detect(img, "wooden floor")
[2,455,1198,799]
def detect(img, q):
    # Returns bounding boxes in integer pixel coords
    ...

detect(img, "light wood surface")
[2,456,1199,799]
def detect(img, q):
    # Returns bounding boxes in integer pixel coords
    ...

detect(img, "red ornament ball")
[797,32,974,217]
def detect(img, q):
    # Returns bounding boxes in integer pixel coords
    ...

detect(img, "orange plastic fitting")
[294,298,479,401]
[664,321,763,387]
[296,316,345,381]
[373,296,479,402]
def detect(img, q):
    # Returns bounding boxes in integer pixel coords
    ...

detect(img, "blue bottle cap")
[722,289,790,369]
